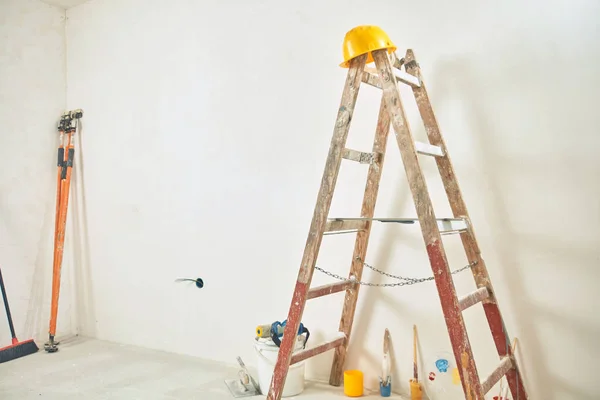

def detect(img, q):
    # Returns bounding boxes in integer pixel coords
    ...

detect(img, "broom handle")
[0,266,17,339]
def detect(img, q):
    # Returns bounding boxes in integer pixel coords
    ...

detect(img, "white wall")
[0,0,73,346]
[65,0,600,398]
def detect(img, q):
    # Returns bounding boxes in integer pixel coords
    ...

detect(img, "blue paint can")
[380,381,392,397]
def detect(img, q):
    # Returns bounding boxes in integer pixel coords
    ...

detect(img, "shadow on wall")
[70,120,97,338]
[429,45,600,399]
[17,133,60,342]
[23,186,54,341]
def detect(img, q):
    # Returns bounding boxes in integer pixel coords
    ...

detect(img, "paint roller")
[255,320,310,348]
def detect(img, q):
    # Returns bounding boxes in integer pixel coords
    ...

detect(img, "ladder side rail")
[403,49,528,399]
[265,54,368,400]
[372,49,484,399]
[329,90,393,386]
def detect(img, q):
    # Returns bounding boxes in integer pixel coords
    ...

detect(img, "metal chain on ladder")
[314,259,477,287]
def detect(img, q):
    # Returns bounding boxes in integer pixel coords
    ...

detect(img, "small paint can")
[380,381,392,397]
[343,370,363,397]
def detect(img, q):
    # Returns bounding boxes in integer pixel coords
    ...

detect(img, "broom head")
[0,338,39,363]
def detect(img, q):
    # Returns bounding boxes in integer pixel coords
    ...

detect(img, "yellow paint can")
[343,370,364,397]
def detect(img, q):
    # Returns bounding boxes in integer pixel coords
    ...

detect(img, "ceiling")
[40,0,90,9]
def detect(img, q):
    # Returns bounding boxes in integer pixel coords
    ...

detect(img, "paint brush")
[410,325,422,400]
[413,325,418,382]
[380,328,392,396]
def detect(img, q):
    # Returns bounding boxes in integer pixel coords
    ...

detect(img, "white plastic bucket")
[254,335,306,397]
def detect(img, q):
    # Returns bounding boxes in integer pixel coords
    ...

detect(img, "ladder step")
[324,219,368,235]
[394,68,421,87]
[308,281,356,300]
[458,287,490,311]
[342,148,378,164]
[327,217,467,235]
[290,335,346,365]
[415,141,444,157]
[364,67,421,88]
[481,357,513,394]
[437,219,467,234]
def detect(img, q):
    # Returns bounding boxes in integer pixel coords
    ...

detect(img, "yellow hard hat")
[340,25,396,68]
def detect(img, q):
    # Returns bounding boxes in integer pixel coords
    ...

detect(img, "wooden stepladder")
[266,26,528,400]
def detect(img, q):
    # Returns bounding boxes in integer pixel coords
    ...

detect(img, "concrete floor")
[0,337,408,399]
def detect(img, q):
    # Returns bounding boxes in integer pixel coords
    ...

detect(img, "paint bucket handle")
[272,326,310,349]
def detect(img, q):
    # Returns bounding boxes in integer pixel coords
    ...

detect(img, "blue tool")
[270,320,310,349]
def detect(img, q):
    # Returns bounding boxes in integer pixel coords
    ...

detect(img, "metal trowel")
[224,356,261,397]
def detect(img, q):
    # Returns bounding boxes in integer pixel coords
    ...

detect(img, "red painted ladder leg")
[403,49,528,399]
[265,53,368,400]
[372,49,484,399]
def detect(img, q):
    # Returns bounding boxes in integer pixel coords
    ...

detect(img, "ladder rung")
[458,287,490,311]
[439,229,466,236]
[327,217,467,235]
[325,219,368,233]
[323,229,360,236]
[342,148,378,164]
[290,335,346,365]
[394,68,421,87]
[481,357,513,394]
[364,67,421,88]
[438,219,467,234]
[415,141,444,157]
[307,281,356,300]
[361,72,382,89]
